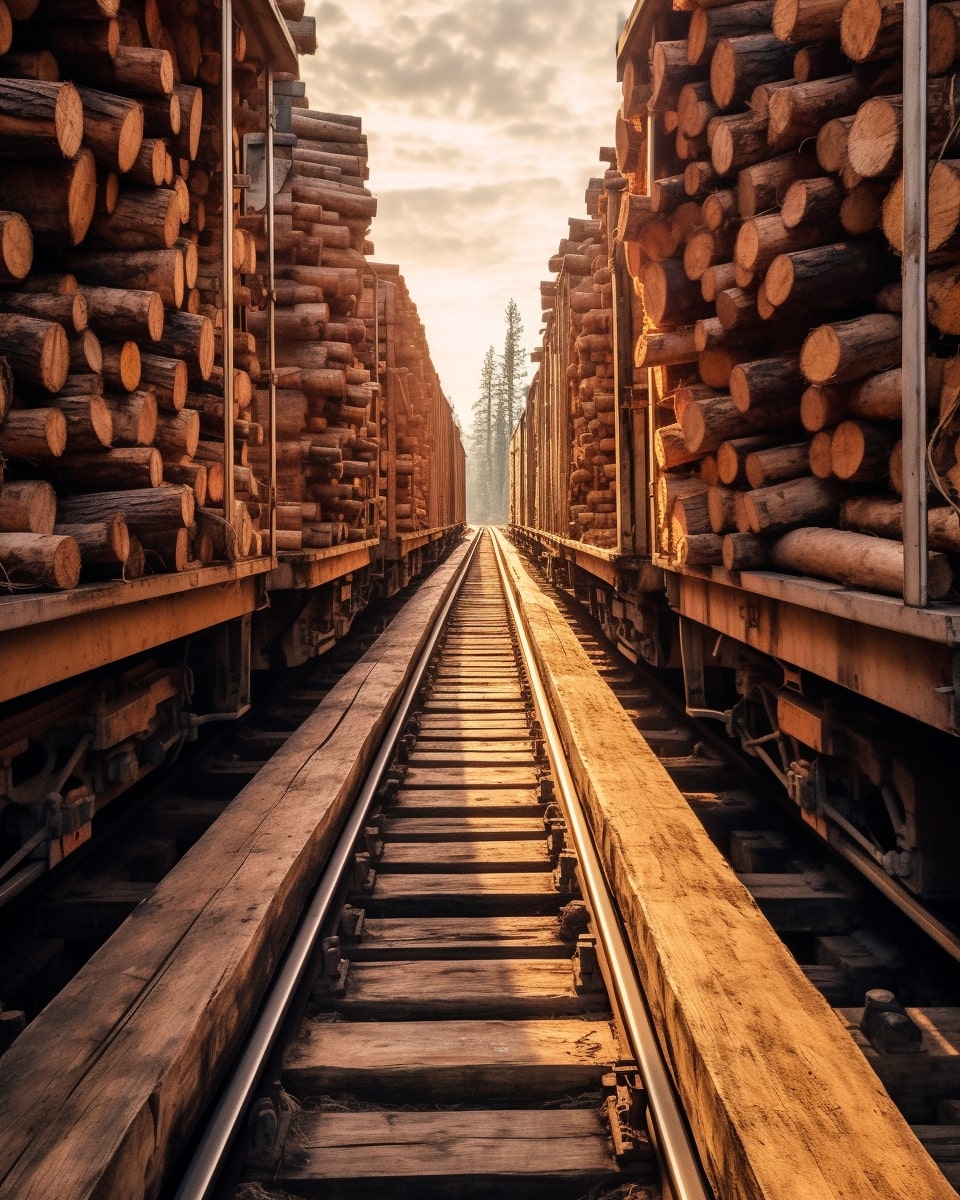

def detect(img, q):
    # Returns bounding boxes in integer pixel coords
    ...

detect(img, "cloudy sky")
[299,1,625,431]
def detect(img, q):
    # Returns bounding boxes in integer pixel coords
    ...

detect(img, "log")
[0,532,80,589]
[153,408,199,458]
[701,262,738,303]
[829,418,899,481]
[139,353,187,410]
[102,389,156,446]
[651,41,701,113]
[840,0,903,62]
[682,393,800,453]
[688,1,776,67]
[722,530,770,569]
[656,421,705,469]
[745,441,811,488]
[75,86,144,174]
[730,355,805,411]
[930,1,960,73]
[792,41,850,81]
[743,476,842,532]
[767,75,868,147]
[635,328,700,368]
[848,83,960,179]
[0,289,86,331]
[53,446,162,491]
[154,311,213,379]
[780,177,843,230]
[840,180,886,234]
[710,111,769,175]
[735,212,827,274]
[80,286,164,342]
[57,484,194,530]
[0,479,56,533]
[678,81,719,139]
[0,210,31,283]
[717,434,783,484]
[770,526,953,596]
[763,241,893,310]
[54,514,129,565]
[52,393,113,450]
[85,187,180,250]
[67,247,185,309]
[816,114,856,173]
[799,314,902,383]
[773,0,847,41]
[0,313,68,391]
[641,258,712,326]
[841,496,960,552]
[677,532,724,565]
[737,152,821,219]
[0,150,95,248]
[710,34,796,111]
[0,79,83,158]
[138,526,189,571]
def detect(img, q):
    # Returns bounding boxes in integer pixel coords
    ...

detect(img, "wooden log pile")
[376,269,448,538]
[242,79,379,553]
[615,0,960,597]
[542,154,619,549]
[0,0,317,588]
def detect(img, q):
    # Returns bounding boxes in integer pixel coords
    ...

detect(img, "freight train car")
[0,0,464,900]
[511,0,960,904]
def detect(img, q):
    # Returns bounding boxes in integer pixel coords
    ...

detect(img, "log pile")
[241,84,379,553]
[614,0,960,597]
[0,0,312,588]
[541,156,619,548]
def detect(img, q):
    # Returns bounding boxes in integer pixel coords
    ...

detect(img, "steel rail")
[490,527,714,1200]
[173,530,482,1200]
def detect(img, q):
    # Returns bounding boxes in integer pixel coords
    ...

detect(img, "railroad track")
[171,528,707,1199]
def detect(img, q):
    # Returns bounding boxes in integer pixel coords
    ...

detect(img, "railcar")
[0,0,464,900]
[511,0,960,901]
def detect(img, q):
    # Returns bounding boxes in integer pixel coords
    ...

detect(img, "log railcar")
[0,0,464,900]
[511,0,960,900]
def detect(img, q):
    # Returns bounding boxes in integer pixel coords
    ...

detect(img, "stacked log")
[244,88,378,553]
[0,0,295,586]
[375,270,448,538]
[539,156,619,548]
[613,0,959,597]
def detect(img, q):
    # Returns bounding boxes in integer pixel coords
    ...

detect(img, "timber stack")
[616,0,960,596]
[245,78,380,554]
[543,153,620,549]
[0,0,291,588]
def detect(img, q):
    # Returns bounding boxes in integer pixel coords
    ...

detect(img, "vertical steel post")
[645,102,658,557]
[902,0,928,605]
[265,64,277,563]
[221,0,236,547]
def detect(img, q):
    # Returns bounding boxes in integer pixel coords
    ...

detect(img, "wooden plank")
[274,1108,634,1200]
[284,1017,619,1097]
[0,539,478,1200]
[363,872,560,917]
[494,530,956,1200]
[738,871,864,932]
[836,1008,960,1123]
[407,750,533,767]
[411,739,533,751]
[378,840,548,872]
[393,789,543,816]
[403,766,538,789]
[348,915,568,959]
[332,959,594,1017]
[383,816,544,840]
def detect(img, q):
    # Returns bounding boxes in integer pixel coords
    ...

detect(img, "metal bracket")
[543,804,567,859]
[558,899,591,942]
[338,904,365,940]
[313,935,349,997]
[245,1087,295,1173]
[351,851,376,893]
[362,824,383,861]
[572,934,604,994]
[859,988,923,1053]
[538,775,555,802]
[554,848,581,896]
[602,1061,650,1161]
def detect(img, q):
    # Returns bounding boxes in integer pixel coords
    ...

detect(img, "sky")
[299,1,626,432]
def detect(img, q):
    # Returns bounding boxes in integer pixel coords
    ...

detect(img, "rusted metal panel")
[0,577,262,706]
[675,574,958,734]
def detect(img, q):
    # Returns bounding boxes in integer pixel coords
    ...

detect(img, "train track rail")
[174,527,708,1199]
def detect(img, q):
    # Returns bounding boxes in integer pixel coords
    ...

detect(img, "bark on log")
[734,212,828,273]
[75,85,144,174]
[718,434,784,484]
[80,285,164,342]
[763,240,893,309]
[102,389,156,446]
[688,1,776,67]
[841,495,960,552]
[730,355,805,411]
[52,393,112,450]
[85,187,180,250]
[780,177,843,229]
[54,513,129,565]
[0,289,85,330]
[0,532,80,589]
[799,313,902,383]
[154,311,213,379]
[54,446,162,491]
[745,440,811,488]
[139,352,187,410]
[676,532,724,565]
[829,418,899,481]
[767,75,868,147]
[722,530,770,568]
[743,475,842,532]
[710,111,769,175]
[57,484,194,530]
[0,313,68,391]
[0,479,56,533]
[710,34,796,111]
[841,0,903,62]
[770,525,953,596]
[0,150,95,248]
[0,79,83,159]
[773,0,847,41]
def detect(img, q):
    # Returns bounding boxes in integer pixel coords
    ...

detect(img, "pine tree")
[467,345,498,522]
